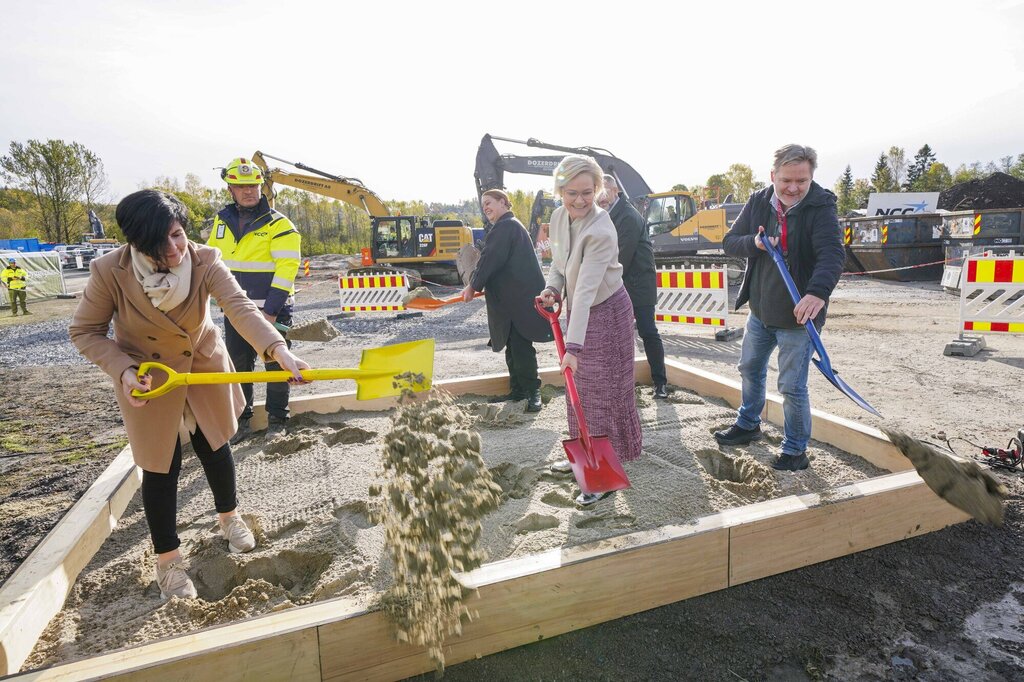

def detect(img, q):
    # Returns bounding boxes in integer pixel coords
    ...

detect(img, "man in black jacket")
[600,175,668,399]
[713,145,845,471]
[463,189,553,412]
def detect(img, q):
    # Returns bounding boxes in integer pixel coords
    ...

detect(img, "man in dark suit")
[600,175,668,399]
[463,189,553,412]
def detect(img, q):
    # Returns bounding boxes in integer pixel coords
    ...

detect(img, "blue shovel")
[759,232,882,417]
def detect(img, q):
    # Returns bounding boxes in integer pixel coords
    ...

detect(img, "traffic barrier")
[945,251,1024,356]
[959,252,1024,333]
[655,266,729,331]
[338,271,409,312]
[303,259,310,277]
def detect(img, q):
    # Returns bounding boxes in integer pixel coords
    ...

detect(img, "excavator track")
[654,255,746,286]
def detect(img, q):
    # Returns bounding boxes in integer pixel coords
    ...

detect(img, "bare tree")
[885,146,907,189]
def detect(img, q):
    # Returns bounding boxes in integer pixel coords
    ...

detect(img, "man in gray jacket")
[713,145,845,471]
[600,175,667,398]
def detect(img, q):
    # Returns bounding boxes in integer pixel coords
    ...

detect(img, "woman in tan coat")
[70,190,309,600]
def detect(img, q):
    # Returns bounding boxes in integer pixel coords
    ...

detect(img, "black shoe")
[525,390,542,413]
[713,424,762,446]
[266,417,288,440]
[653,383,669,400]
[229,418,252,445]
[771,452,810,471]
[487,392,525,404]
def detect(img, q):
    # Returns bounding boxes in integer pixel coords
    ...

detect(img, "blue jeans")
[735,313,814,456]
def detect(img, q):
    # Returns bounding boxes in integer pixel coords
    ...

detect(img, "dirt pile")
[938,172,1024,211]
[370,388,502,671]
[285,318,338,342]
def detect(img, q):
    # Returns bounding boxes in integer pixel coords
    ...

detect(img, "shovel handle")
[132,362,382,400]
[534,297,595,454]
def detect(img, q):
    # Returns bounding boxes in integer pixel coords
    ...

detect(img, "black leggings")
[141,428,238,554]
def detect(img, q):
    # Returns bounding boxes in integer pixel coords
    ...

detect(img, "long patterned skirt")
[566,286,643,461]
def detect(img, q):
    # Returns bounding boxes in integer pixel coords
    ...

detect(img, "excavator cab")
[372,217,418,259]
[646,193,697,237]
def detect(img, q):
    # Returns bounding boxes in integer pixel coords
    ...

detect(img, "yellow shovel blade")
[354,338,434,400]
[132,339,434,401]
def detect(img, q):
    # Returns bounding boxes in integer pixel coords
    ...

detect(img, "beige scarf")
[130,246,192,312]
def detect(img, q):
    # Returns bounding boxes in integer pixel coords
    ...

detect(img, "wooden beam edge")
[0,447,140,677]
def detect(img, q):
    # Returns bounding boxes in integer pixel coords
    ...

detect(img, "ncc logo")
[874,200,930,216]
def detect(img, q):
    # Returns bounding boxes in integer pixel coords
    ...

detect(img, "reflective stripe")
[272,275,295,289]
[222,259,276,272]
[270,250,301,259]
[250,298,266,307]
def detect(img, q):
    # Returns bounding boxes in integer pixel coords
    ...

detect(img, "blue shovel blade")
[810,356,883,417]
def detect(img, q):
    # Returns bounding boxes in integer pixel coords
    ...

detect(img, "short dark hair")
[115,190,190,262]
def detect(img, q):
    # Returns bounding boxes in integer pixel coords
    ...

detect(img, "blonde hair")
[553,155,603,197]
[482,188,510,208]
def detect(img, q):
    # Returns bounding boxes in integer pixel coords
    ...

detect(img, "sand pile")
[372,389,502,670]
[26,385,887,670]
[285,318,339,342]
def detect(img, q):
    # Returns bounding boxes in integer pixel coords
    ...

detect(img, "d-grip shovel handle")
[132,362,364,400]
[533,297,594,454]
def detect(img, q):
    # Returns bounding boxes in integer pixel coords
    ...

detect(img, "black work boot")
[525,389,543,413]
[771,452,810,471]
[488,392,525,403]
[653,383,669,399]
[713,424,762,446]
[229,418,252,446]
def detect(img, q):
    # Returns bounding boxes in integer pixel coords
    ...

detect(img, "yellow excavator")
[252,151,476,285]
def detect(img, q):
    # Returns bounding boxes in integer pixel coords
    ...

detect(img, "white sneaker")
[549,459,573,474]
[220,515,256,553]
[156,559,197,600]
[575,491,614,507]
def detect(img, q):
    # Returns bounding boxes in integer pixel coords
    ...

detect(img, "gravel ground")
[2,259,1023,681]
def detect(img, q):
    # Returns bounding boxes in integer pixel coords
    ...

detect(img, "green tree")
[704,173,734,203]
[920,162,952,192]
[0,139,107,243]
[671,183,688,192]
[852,179,872,209]
[1011,154,1024,181]
[951,162,985,184]
[905,144,936,191]
[871,154,895,193]
[723,163,759,203]
[835,165,855,215]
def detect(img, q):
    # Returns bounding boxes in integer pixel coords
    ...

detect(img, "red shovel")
[534,297,631,495]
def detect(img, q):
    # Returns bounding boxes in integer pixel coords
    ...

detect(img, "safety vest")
[1,266,27,291]
[207,197,301,315]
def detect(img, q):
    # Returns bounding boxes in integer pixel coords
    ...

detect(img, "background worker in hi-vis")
[207,157,302,442]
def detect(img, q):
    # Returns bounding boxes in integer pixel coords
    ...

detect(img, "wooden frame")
[1,359,967,680]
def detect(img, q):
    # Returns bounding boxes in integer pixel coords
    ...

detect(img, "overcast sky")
[2,0,1023,205]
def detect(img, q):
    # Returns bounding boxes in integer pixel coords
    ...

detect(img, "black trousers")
[224,308,291,421]
[633,304,667,386]
[142,428,238,554]
[505,324,540,397]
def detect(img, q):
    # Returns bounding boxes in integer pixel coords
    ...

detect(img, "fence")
[0,251,65,304]
[654,266,728,331]
[958,251,1024,335]
[337,272,409,312]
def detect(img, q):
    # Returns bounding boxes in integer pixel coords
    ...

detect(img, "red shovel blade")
[562,435,631,495]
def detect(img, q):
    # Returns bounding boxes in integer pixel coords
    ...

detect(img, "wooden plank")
[728,471,970,585]
[317,522,729,681]
[14,623,322,682]
[0,447,139,677]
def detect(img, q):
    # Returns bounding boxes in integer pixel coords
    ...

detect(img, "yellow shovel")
[132,339,434,401]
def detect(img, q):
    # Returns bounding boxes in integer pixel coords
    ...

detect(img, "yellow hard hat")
[221,157,264,185]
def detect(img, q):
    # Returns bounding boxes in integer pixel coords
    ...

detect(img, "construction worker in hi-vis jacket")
[207,157,301,442]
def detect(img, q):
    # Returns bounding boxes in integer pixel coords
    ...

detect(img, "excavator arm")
[252,151,391,217]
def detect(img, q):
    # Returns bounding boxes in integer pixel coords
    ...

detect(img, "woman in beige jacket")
[538,156,643,505]
[70,190,309,600]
